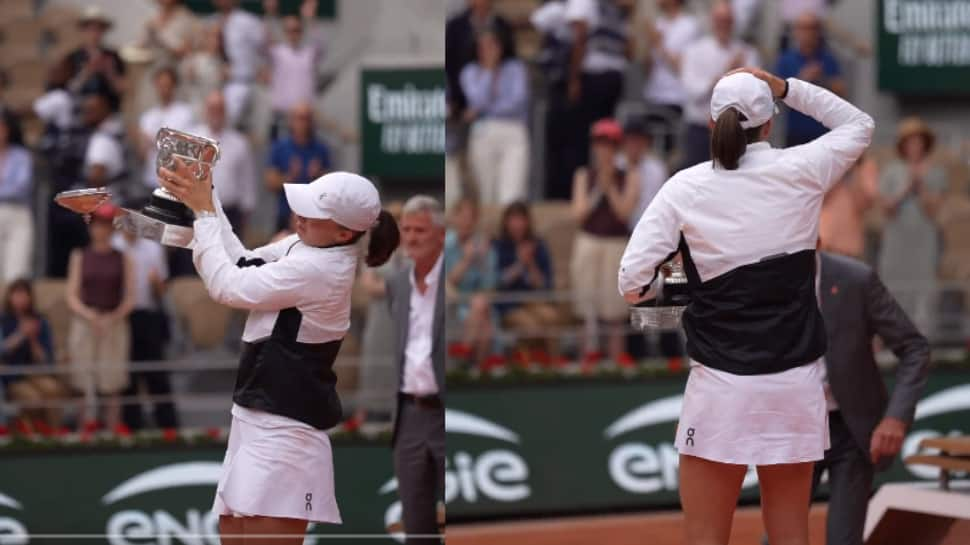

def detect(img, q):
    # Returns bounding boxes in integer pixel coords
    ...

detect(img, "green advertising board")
[360,66,446,180]
[1,371,968,541]
[877,0,970,93]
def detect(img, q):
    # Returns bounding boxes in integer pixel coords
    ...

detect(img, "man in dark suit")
[812,249,930,545]
[387,195,446,545]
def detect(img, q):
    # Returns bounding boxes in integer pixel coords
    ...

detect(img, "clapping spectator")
[138,67,195,193]
[65,7,127,112]
[460,29,529,205]
[213,0,267,128]
[267,14,325,139]
[444,198,498,365]
[265,102,332,231]
[1,279,69,430]
[570,119,638,369]
[641,0,700,154]
[878,118,946,328]
[183,22,228,108]
[113,229,177,430]
[190,91,257,234]
[493,202,564,361]
[65,204,135,432]
[621,117,667,229]
[136,0,197,112]
[0,112,34,283]
[446,0,516,120]
[776,12,845,146]
[679,1,760,169]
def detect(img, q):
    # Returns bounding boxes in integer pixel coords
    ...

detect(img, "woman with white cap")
[159,161,399,543]
[618,68,874,545]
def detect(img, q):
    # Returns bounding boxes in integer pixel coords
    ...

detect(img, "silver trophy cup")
[630,260,690,331]
[114,127,221,248]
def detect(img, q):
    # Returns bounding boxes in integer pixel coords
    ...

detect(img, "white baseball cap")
[710,72,777,129]
[284,171,381,232]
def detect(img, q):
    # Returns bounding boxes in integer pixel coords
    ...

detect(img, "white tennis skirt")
[674,359,830,466]
[212,404,342,524]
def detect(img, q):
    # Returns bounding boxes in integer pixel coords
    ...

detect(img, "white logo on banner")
[379,409,531,542]
[903,384,970,480]
[0,491,27,545]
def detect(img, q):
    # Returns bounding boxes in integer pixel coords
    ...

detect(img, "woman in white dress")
[159,161,399,543]
[618,68,873,545]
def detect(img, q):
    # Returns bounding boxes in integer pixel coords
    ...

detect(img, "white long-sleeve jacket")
[618,78,874,375]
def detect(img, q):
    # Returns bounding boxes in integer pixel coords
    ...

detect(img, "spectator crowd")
[444,0,970,370]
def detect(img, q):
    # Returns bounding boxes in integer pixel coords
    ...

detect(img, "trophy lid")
[53,187,112,215]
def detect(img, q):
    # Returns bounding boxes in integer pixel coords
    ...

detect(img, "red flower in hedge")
[0,425,8,436]
[162,428,179,442]
[34,419,53,436]
[206,428,222,440]
[667,356,684,373]
[114,423,132,437]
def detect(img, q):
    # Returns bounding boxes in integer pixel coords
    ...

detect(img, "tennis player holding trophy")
[57,127,401,542]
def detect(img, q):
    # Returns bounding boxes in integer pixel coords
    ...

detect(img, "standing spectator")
[190,91,257,234]
[622,117,667,228]
[570,119,638,369]
[641,0,700,154]
[551,0,630,199]
[779,0,828,49]
[81,92,127,194]
[135,0,197,112]
[460,29,530,205]
[213,0,267,128]
[679,1,760,169]
[183,22,228,108]
[0,112,34,283]
[446,0,516,120]
[267,14,324,139]
[356,201,406,424]
[65,7,127,112]
[776,12,845,147]
[878,118,946,329]
[819,153,878,259]
[65,204,135,431]
[1,279,69,429]
[33,59,77,135]
[492,202,563,361]
[113,229,178,431]
[265,102,332,231]
[444,197,497,365]
[138,67,195,193]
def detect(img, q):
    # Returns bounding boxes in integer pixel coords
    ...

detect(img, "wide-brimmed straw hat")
[896,116,935,156]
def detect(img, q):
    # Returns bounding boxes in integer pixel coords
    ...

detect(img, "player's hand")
[870,416,907,464]
[159,157,215,214]
[725,67,787,99]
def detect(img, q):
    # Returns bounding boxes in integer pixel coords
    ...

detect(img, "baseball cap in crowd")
[591,118,623,143]
[91,202,119,223]
[622,117,650,138]
[284,171,382,232]
[710,72,777,129]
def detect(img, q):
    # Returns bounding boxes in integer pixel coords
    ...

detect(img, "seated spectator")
[444,197,497,365]
[0,112,34,283]
[570,119,638,369]
[1,279,69,429]
[265,102,332,231]
[492,202,563,361]
[679,1,760,170]
[819,153,878,259]
[138,66,195,194]
[190,91,257,234]
[621,117,668,229]
[641,0,700,154]
[776,12,845,146]
[112,229,177,430]
[267,14,324,139]
[460,28,529,205]
[65,204,134,432]
[878,118,946,328]
[65,7,127,112]
[183,22,228,108]
[81,92,127,195]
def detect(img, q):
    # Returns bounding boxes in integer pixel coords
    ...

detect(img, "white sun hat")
[283,171,381,232]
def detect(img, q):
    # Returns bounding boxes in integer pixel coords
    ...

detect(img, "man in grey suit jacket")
[386,195,446,545]
[813,250,930,545]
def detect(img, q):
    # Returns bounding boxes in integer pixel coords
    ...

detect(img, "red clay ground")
[448,505,970,545]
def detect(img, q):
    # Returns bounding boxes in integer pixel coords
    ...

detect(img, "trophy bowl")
[114,127,220,248]
[630,261,690,331]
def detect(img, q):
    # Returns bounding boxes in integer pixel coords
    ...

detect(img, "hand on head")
[724,67,787,98]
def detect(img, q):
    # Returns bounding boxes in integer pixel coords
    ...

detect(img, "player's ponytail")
[365,210,400,267]
[711,107,766,171]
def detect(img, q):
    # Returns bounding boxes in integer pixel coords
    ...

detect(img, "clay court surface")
[448,505,970,545]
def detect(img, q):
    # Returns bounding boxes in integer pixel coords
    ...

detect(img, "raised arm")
[617,182,682,303]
